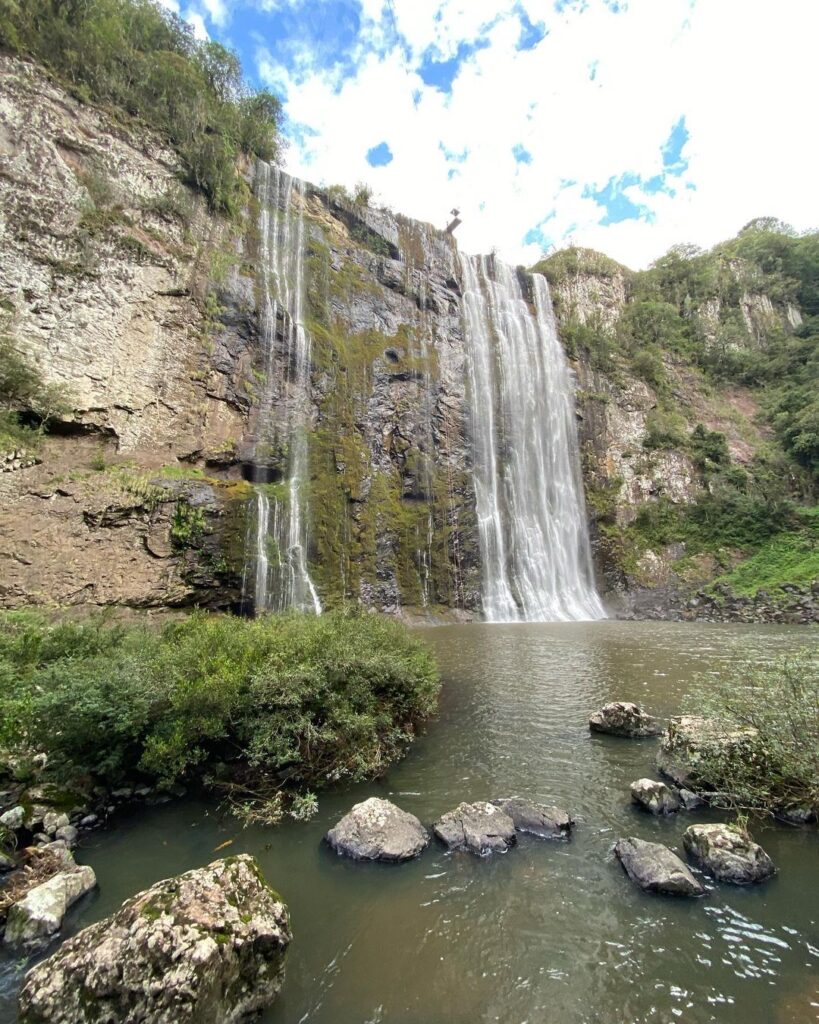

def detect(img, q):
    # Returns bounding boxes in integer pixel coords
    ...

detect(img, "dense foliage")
[0,334,70,452]
[0,611,439,820]
[0,0,282,212]
[684,650,819,817]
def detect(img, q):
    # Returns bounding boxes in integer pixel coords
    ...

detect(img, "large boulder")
[614,837,705,897]
[4,864,96,953]
[326,798,429,862]
[683,824,776,885]
[433,801,516,856]
[630,779,681,816]
[18,855,291,1024]
[589,702,663,737]
[491,797,573,839]
[657,716,756,789]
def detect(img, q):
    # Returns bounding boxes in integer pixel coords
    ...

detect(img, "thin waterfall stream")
[245,163,321,615]
[459,253,605,623]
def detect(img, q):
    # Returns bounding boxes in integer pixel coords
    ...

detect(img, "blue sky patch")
[588,59,599,81]
[583,173,654,226]
[512,143,533,164]
[661,115,689,175]
[366,142,393,167]
[418,38,491,92]
[516,6,547,49]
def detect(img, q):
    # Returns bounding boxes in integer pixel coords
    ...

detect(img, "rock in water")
[657,716,757,788]
[433,801,516,855]
[589,702,663,737]
[491,797,573,839]
[614,837,705,896]
[3,861,96,953]
[17,855,291,1024]
[630,779,681,816]
[326,798,429,862]
[683,824,776,885]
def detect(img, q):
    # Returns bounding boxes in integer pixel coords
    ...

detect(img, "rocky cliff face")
[0,56,811,619]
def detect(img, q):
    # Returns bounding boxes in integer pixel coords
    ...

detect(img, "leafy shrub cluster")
[0,611,440,818]
[684,650,818,817]
[0,0,282,213]
[0,335,71,452]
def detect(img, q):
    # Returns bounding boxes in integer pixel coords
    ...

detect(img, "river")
[1,621,817,1023]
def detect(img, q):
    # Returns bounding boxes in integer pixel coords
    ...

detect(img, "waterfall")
[459,253,605,623]
[246,163,321,615]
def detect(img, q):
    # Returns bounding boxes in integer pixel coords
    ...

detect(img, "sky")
[157,0,819,269]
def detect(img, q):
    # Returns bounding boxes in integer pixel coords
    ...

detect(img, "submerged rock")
[491,797,573,839]
[433,801,516,855]
[589,702,663,737]
[18,854,291,1024]
[614,837,705,897]
[630,779,681,816]
[3,864,96,953]
[326,797,429,862]
[683,824,776,885]
[657,716,757,788]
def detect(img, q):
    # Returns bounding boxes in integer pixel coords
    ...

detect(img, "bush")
[684,651,819,816]
[0,610,440,817]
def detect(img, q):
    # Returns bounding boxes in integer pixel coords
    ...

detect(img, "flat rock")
[657,716,757,788]
[3,865,97,952]
[614,837,705,897]
[589,702,663,737]
[630,779,681,816]
[0,806,24,831]
[326,797,429,862]
[683,824,776,885]
[433,801,516,856]
[18,855,291,1024]
[491,797,573,839]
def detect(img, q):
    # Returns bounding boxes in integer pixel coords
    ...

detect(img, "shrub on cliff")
[0,0,282,213]
[0,611,439,816]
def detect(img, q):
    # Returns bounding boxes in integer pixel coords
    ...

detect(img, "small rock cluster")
[2,448,39,473]
[586,701,779,898]
[326,795,574,862]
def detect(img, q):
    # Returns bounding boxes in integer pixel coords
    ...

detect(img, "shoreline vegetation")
[0,610,440,830]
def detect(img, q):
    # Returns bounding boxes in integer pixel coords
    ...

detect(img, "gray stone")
[614,837,705,897]
[0,806,24,831]
[775,805,817,826]
[589,702,663,737]
[24,804,50,831]
[55,825,79,846]
[630,778,681,816]
[0,852,15,872]
[79,815,98,828]
[433,801,516,855]
[18,855,291,1024]
[491,797,573,839]
[679,788,706,811]
[326,797,429,862]
[657,716,757,788]
[683,824,776,885]
[42,811,70,837]
[3,865,97,952]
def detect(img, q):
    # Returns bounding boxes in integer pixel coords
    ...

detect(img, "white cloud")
[183,8,210,39]
[259,0,818,268]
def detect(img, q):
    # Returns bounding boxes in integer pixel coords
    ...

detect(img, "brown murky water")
[2,621,817,1023]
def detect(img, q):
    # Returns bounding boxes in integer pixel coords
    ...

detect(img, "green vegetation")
[685,651,818,817]
[0,334,71,453]
[0,0,282,213]
[0,610,439,821]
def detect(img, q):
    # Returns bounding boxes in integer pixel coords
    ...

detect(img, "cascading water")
[459,253,605,623]
[245,163,321,615]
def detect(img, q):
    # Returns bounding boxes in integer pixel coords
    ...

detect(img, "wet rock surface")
[630,778,682,816]
[326,798,430,862]
[491,797,573,839]
[17,854,291,1024]
[433,801,516,855]
[683,824,776,885]
[614,837,705,897]
[3,862,96,953]
[589,702,663,737]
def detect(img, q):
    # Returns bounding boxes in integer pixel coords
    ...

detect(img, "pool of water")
[2,621,817,1023]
